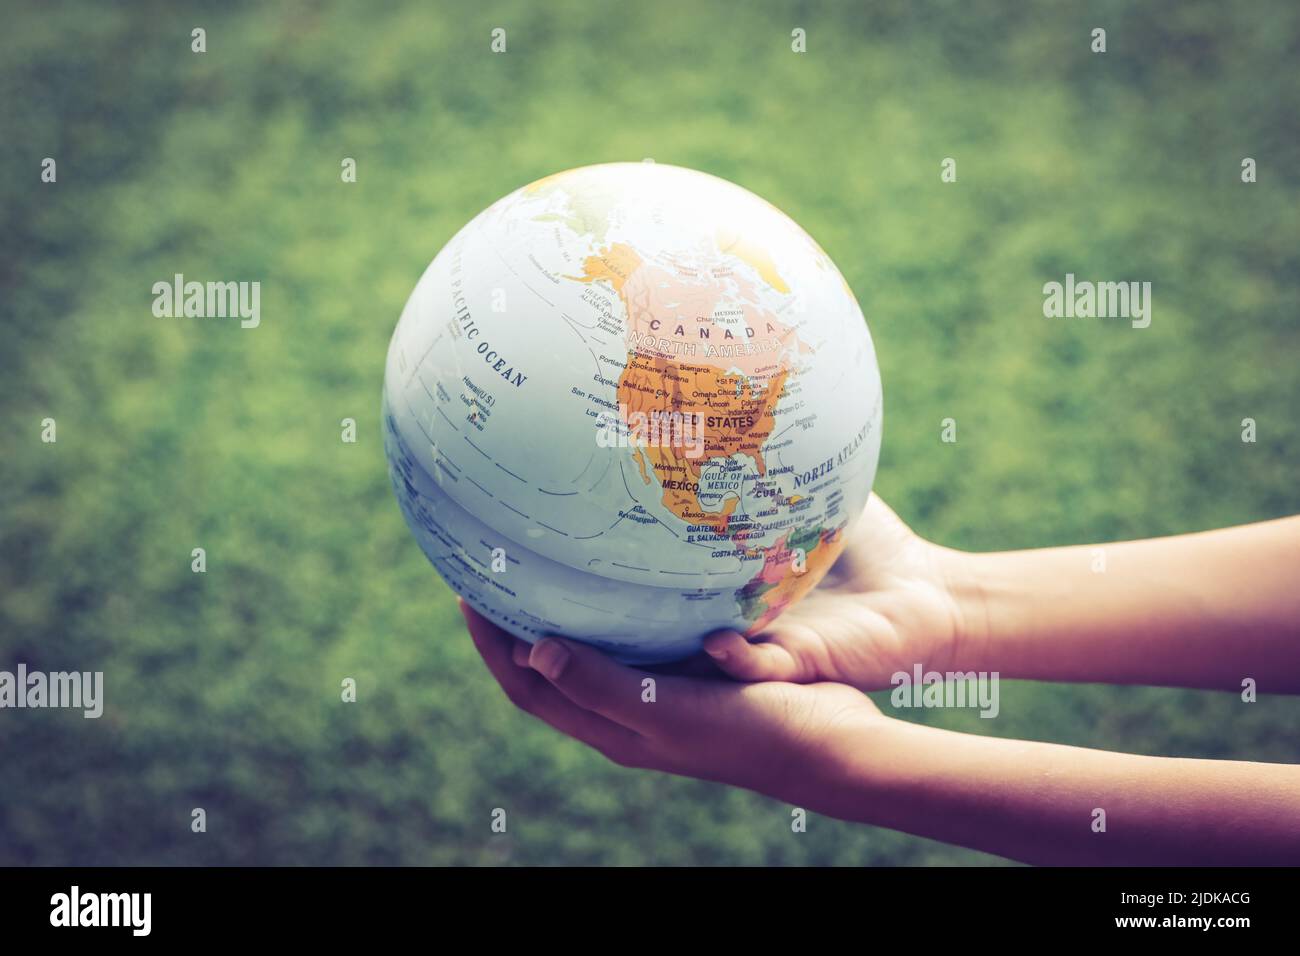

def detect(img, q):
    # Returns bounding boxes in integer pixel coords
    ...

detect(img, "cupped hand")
[702,494,980,689]
[461,603,886,810]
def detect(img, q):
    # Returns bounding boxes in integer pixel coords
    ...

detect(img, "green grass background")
[2,0,1297,865]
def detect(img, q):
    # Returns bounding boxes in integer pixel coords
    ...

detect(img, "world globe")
[382,162,882,663]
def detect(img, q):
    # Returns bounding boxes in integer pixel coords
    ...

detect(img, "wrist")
[815,710,978,832]
[811,711,911,824]
[934,545,995,673]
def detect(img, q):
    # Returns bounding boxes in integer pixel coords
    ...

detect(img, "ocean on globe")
[382,162,882,663]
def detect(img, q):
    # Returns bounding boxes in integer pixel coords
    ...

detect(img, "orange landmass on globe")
[618,351,787,533]
[568,242,643,293]
[618,264,804,375]
[739,527,846,633]
[569,242,804,377]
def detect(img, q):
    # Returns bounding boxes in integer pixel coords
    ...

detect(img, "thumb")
[701,630,804,682]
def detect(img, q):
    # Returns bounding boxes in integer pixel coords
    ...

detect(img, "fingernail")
[530,639,571,681]
[703,631,738,660]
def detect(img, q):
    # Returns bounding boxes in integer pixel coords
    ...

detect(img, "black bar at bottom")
[0,865,1284,941]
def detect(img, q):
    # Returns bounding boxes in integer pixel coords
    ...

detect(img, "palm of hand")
[705,495,970,689]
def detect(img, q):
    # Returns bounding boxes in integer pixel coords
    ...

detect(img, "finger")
[701,629,806,682]
[527,636,687,736]
[460,603,646,762]
[511,637,532,667]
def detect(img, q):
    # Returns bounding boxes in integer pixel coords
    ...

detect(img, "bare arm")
[831,717,1300,865]
[950,517,1300,691]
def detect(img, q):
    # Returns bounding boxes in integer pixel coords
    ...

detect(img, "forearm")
[817,717,1300,865]
[947,517,1300,690]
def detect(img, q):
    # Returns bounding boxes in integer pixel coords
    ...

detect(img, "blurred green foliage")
[1,0,1298,865]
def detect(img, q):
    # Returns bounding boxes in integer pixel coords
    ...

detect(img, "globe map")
[383,162,882,663]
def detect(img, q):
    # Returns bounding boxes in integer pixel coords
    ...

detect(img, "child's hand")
[459,508,1300,865]
[702,495,980,690]
[461,603,886,812]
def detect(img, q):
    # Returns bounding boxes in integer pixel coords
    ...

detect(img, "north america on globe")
[382,161,882,662]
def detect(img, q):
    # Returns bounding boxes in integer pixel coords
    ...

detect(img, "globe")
[382,162,883,663]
